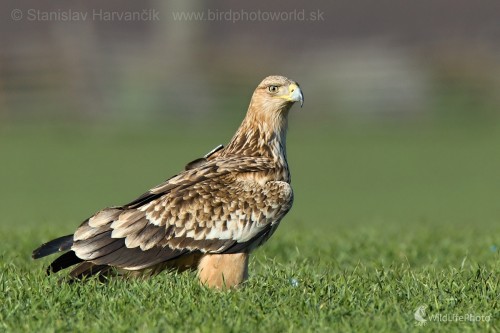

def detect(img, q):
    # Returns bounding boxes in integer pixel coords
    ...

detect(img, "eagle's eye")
[268,85,279,93]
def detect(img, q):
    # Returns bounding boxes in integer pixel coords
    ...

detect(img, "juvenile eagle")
[32,75,303,289]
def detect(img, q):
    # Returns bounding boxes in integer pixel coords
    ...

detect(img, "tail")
[32,234,74,259]
[32,234,111,280]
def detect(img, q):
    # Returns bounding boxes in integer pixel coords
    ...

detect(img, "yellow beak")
[286,83,304,107]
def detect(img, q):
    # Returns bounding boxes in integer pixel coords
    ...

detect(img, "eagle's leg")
[197,253,249,289]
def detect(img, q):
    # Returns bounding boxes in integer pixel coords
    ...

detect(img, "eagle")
[32,75,303,289]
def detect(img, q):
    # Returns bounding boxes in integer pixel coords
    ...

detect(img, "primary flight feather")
[32,75,303,289]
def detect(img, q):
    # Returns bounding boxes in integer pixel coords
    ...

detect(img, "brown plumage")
[32,75,303,289]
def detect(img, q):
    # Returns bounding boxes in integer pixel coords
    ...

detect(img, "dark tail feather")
[69,262,113,282]
[32,234,74,259]
[47,251,83,275]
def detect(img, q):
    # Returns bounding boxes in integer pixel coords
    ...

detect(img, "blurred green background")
[1,0,499,251]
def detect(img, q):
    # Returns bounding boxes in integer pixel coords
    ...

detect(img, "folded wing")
[71,156,293,271]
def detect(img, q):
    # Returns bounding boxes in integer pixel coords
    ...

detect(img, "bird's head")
[225,75,302,156]
[249,75,304,118]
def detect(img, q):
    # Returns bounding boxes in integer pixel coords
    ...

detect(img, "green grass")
[0,121,498,332]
